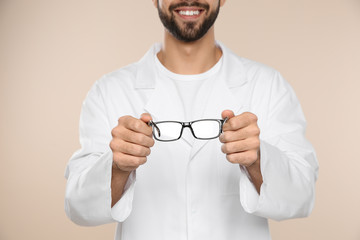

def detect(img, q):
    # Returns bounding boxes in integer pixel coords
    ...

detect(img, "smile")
[174,7,204,19]
[178,10,201,16]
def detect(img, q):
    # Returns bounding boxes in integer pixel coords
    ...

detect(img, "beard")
[157,1,220,42]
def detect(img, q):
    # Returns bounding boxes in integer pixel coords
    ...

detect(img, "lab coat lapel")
[144,79,194,146]
[190,42,248,159]
[137,44,192,145]
[189,77,244,159]
[143,76,184,122]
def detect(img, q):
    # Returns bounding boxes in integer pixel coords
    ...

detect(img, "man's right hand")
[110,113,155,173]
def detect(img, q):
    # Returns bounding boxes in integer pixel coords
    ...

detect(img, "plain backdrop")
[1,0,360,239]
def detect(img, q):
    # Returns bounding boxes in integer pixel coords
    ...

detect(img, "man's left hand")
[220,110,260,167]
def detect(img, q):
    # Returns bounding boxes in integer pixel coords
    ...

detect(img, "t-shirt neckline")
[154,51,223,82]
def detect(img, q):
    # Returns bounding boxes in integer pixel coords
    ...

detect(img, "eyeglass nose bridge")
[180,122,196,138]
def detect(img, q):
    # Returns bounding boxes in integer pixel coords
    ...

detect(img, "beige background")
[1,0,359,239]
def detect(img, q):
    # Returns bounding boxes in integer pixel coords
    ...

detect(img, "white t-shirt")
[154,53,223,122]
[154,53,223,144]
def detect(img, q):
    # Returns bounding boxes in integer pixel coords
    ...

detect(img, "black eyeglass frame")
[148,118,228,142]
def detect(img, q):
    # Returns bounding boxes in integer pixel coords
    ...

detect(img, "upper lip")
[169,2,209,12]
[174,7,204,13]
[174,6,204,11]
[175,7,203,10]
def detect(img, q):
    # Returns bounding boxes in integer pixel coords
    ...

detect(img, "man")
[65,0,318,239]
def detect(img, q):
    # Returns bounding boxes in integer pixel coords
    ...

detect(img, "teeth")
[179,10,200,16]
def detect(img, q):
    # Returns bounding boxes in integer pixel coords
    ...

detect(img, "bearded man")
[65,1,318,239]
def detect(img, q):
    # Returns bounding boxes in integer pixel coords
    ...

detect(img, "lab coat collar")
[138,42,247,158]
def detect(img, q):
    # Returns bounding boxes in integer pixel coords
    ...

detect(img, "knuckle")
[245,155,254,165]
[245,152,253,161]
[229,120,237,130]
[118,115,129,123]
[140,147,149,156]
[222,132,230,142]
[243,152,257,166]
[111,127,119,137]
[139,147,150,156]
[219,134,225,143]
[133,121,142,131]
[226,154,237,164]
[130,158,140,167]
[134,157,147,166]
[221,144,228,153]
[149,138,155,147]
[145,148,151,156]
[249,113,258,122]
[134,158,142,166]
[253,127,260,136]
[140,157,148,165]
[253,138,260,147]
[145,126,153,136]
[109,140,116,151]
[238,156,250,166]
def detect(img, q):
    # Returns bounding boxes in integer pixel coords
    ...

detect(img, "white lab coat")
[65,42,318,240]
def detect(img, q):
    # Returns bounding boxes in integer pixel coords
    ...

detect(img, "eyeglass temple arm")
[221,117,228,133]
[148,120,161,137]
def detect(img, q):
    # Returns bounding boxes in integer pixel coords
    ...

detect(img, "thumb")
[140,113,153,123]
[221,109,235,120]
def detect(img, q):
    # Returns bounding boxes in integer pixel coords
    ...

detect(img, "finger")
[123,117,153,137]
[221,109,235,120]
[111,125,155,147]
[221,137,260,154]
[225,150,259,166]
[222,112,258,131]
[140,113,153,124]
[120,128,155,147]
[219,130,246,143]
[111,139,151,157]
[219,125,260,143]
[113,152,147,171]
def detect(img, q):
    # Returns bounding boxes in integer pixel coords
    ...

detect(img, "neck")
[157,27,222,75]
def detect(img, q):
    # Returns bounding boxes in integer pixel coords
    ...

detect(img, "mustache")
[169,2,210,12]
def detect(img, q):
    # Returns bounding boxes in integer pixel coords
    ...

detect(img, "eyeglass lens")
[191,120,221,139]
[152,122,183,141]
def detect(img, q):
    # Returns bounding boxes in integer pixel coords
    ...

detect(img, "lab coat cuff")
[65,149,115,225]
[111,170,137,222]
[239,162,262,214]
[239,140,276,214]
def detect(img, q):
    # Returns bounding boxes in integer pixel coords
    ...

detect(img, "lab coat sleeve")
[239,72,319,221]
[64,79,136,226]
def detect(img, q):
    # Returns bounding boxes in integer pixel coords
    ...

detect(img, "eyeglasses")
[149,118,228,142]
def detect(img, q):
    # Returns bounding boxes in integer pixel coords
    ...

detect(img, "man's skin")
[110,0,263,207]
